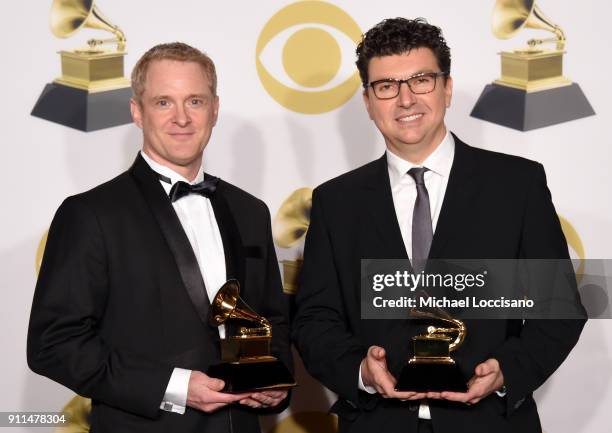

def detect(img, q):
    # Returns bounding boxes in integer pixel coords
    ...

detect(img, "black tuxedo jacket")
[292,135,585,433]
[28,154,291,433]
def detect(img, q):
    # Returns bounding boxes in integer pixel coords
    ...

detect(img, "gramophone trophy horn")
[471,0,594,131]
[207,280,296,393]
[273,187,313,248]
[492,0,565,49]
[209,280,272,340]
[31,0,133,131]
[273,187,313,295]
[51,0,126,50]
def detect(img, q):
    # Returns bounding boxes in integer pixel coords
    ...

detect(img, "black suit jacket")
[27,154,291,433]
[292,135,585,433]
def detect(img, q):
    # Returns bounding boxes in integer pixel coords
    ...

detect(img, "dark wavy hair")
[356,17,451,88]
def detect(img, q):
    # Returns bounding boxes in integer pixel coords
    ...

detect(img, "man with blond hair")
[28,42,291,432]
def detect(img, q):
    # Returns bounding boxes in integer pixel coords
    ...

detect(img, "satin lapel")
[130,154,211,326]
[362,155,408,259]
[208,179,246,291]
[429,135,479,259]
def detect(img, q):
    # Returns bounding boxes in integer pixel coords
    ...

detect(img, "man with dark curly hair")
[293,18,585,433]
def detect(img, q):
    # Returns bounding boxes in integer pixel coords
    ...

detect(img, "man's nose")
[397,81,417,107]
[173,104,191,126]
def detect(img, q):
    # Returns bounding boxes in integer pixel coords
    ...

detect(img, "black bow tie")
[167,177,219,202]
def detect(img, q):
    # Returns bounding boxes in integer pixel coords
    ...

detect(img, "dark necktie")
[167,177,219,202]
[407,167,433,273]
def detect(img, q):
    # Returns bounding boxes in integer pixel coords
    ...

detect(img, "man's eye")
[190,99,203,106]
[414,76,432,84]
[157,100,169,107]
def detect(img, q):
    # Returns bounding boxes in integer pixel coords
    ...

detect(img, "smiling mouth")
[168,132,195,138]
[397,113,424,123]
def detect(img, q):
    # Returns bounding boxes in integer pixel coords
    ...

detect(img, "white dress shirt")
[140,151,227,415]
[358,131,455,419]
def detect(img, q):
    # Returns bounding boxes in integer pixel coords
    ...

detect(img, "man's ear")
[212,95,220,127]
[363,89,374,121]
[444,75,453,108]
[130,98,143,129]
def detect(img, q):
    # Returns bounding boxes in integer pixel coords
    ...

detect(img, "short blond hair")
[131,42,217,102]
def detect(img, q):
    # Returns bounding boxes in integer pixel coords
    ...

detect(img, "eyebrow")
[372,69,437,82]
[150,93,209,101]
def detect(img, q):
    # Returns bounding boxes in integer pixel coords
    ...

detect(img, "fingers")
[187,371,253,413]
[475,358,499,377]
[369,365,398,398]
[390,391,428,400]
[202,375,225,392]
[239,398,262,409]
[247,391,287,408]
[439,390,477,403]
[361,345,390,391]
[369,345,386,360]
[209,390,252,404]
[260,390,288,400]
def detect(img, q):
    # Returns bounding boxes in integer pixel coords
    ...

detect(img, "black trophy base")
[207,359,296,393]
[470,83,595,131]
[31,82,133,132]
[396,362,467,392]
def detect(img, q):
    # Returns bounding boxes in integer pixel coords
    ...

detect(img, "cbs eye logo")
[256,1,362,114]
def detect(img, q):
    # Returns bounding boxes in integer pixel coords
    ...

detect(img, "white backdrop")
[1,1,610,432]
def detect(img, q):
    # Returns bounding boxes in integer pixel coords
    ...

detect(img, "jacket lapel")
[129,154,212,326]
[360,155,408,260]
[428,135,479,259]
[207,179,246,290]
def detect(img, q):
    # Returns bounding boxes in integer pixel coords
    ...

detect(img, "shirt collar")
[386,131,455,186]
[140,151,204,193]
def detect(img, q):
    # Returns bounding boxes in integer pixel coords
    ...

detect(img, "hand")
[239,390,288,409]
[426,358,504,405]
[186,371,252,413]
[360,345,427,401]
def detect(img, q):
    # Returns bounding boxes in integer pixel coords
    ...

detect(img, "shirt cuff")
[357,364,377,394]
[160,368,192,414]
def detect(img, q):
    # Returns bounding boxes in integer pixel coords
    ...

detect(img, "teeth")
[398,114,423,122]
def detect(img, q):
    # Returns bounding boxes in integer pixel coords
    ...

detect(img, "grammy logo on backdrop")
[31,0,132,132]
[471,0,595,131]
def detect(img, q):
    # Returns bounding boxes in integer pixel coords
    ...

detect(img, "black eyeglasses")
[368,72,449,99]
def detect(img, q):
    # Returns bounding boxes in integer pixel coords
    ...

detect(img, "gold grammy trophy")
[396,298,467,392]
[206,280,296,392]
[31,0,133,131]
[272,188,313,295]
[470,0,594,131]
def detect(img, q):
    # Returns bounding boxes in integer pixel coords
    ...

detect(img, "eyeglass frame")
[367,71,450,99]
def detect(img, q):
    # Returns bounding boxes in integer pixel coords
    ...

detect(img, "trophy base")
[31,82,132,132]
[470,83,595,131]
[395,361,467,392]
[207,358,296,393]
